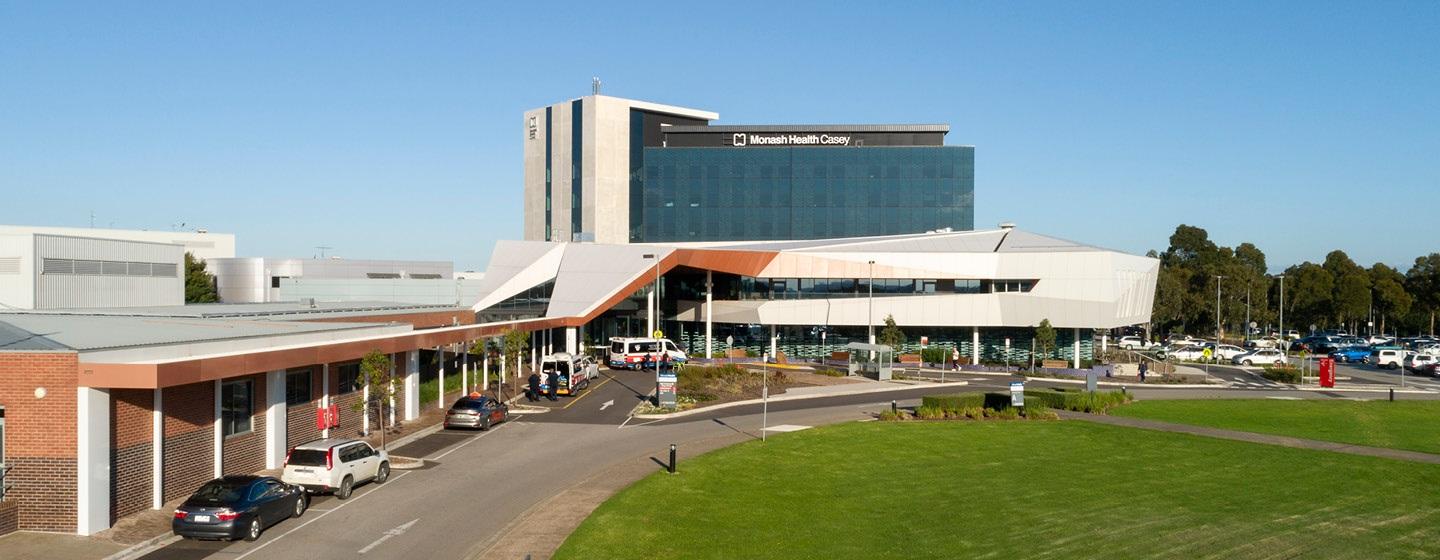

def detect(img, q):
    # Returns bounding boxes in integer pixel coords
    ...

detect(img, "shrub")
[963,407,986,420]
[921,346,950,365]
[1262,364,1301,383]
[986,407,1021,420]
[1023,403,1058,420]
[1020,389,1132,414]
[878,409,905,421]
[915,405,945,420]
[921,393,985,411]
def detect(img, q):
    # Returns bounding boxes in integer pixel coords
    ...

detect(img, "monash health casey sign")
[731,132,852,147]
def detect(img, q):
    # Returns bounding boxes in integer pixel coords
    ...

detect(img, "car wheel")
[375,462,390,484]
[502,409,511,423]
[1242,360,1252,366]
[481,417,491,431]
[336,475,354,500]
[292,494,308,518]
[244,518,262,542]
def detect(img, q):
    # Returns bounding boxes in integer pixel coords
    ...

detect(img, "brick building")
[0,302,562,536]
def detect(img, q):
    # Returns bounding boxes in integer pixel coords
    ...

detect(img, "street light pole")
[867,260,876,346]
[642,253,659,337]
[1215,275,1224,364]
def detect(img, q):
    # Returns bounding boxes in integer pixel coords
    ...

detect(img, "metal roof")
[25,301,469,321]
[662,124,949,134]
[0,313,393,352]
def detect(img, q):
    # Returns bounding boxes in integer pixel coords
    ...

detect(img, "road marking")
[600,399,614,411]
[1266,396,1301,400]
[232,471,411,560]
[358,518,419,555]
[431,420,514,461]
[762,424,811,432]
[561,377,613,410]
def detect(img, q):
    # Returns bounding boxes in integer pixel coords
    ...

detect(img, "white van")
[608,337,687,370]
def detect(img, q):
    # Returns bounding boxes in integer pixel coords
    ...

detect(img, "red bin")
[1319,357,1335,388]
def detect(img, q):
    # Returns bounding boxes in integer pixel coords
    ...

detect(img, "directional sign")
[653,330,664,338]
[1010,381,1025,407]
[600,399,614,411]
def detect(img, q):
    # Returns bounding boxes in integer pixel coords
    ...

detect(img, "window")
[286,369,312,406]
[221,380,253,436]
[337,363,361,394]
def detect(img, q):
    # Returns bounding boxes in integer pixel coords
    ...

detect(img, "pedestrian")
[526,372,540,402]
[1138,360,1148,382]
[546,371,558,401]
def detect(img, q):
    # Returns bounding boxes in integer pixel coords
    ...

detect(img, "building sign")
[657,368,678,409]
[731,132,851,147]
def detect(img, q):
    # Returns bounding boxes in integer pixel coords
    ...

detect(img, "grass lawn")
[1113,399,1440,454]
[555,421,1440,559]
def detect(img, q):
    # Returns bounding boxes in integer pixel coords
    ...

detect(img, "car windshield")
[288,449,329,467]
[192,480,246,504]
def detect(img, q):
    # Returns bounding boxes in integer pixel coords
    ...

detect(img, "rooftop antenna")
[592,76,601,95]
[316,245,333,259]
[89,211,95,228]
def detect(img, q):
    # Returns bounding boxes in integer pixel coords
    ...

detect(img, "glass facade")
[570,99,583,239]
[634,146,974,242]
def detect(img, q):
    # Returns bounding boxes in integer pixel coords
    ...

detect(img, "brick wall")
[162,382,214,503]
[222,374,266,475]
[0,499,19,537]
[329,362,364,438]
[286,366,323,449]
[0,352,80,532]
[110,389,153,522]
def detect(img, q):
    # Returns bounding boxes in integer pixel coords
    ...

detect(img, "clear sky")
[2,1,1436,273]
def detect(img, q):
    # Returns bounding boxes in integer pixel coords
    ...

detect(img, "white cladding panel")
[0,233,35,309]
[0,225,234,260]
[33,235,184,309]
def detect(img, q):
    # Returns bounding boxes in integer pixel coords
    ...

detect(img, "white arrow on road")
[358,518,419,555]
[600,399,614,411]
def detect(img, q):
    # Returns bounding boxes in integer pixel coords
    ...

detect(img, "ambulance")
[608,337,687,370]
[538,352,597,396]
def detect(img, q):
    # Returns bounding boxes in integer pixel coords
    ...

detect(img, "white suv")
[1371,349,1404,370]
[281,439,390,499]
[1117,336,1152,350]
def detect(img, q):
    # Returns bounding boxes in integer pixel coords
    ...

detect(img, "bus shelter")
[845,342,894,380]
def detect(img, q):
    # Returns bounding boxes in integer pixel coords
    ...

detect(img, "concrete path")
[1058,410,1440,465]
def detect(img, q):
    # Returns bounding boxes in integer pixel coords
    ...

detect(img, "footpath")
[1059,411,1440,465]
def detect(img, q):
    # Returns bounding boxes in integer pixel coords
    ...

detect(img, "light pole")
[642,253,660,337]
[867,260,876,346]
[1215,275,1224,364]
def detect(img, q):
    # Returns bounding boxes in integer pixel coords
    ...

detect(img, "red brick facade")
[162,382,214,503]
[110,389,153,523]
[0,352,80,532]
[221,374,266,476]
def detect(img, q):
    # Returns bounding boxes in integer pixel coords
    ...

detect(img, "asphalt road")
[134,365,1439,560]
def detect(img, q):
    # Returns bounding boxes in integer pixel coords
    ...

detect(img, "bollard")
[1390,388,1395,402]
[891,400,898,414]
[1121,386,1127,395]
[668,444,677,474]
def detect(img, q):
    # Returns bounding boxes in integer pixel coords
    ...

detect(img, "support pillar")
[321,363,331,439]
[151,388,163,509]
[566,327,578,355]
[483,349,491,395]
[388,356,397,428]
[437,346,446,409]
[462,344,470,395]
[972,327,981,365]
[647,290,655,336]
[213,380,223,477]
[404,350,420,421]
[362,383,371,435]
[770,324,778,359]
[1073,328,1081,369]
[264,370,286,469]
[76,386,111,536]
[705,270,713,359]
[1101,333,1108,354]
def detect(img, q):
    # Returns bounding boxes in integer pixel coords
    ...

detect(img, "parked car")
[1212,344,1248,360]
[1163,345,1207,361]
[445,395,510,430]
[1284,330,1301,340]
[281,439,390,499]
[1406,353,1437,373]
[1329,346,1372,363]
[1117,336,1154,350]
[1370,348,1405,370]
[1233,349,1287,366]
[1245,336,1280,349]
[172,475,307,541]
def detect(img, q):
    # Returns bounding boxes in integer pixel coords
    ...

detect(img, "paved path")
[1059,410,1440,465]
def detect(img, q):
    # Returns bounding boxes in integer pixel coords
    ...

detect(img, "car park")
[281,439,390,499]
[445,395,510,430]
[1233,349,1287,366]
[1329,346,1372,363]
[1245,336,1280,349]
[172,475,307,541]
[1210,344,1248,360]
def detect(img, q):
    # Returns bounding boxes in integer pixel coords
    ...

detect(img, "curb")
[102,534,180,560]
[632,380,969,420]
[1296,386,1434,394]
[1025,376,1221,389]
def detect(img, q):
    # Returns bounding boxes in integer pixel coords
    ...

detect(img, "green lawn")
[1114,399,1440,454]
[555,421,1440,559]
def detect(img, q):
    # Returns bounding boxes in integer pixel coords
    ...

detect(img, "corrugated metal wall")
[33,234,184,309]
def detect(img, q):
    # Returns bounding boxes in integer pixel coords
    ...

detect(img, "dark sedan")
[444,395,510,430]
[173,475,307,541]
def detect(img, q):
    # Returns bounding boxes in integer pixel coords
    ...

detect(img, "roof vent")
[998,222,1016,230]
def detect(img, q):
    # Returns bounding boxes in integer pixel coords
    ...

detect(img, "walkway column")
[321,364,331,439]
[152,388,163,509]
[972,327,981,365]
[437,346,446,409]
[566,327,577,355]
[770,324,778,359]
[77,386,111,535]
[388,356,397,428]
[362,382,371,435]
[403,350,420,422]
[483,348,491,395]
[1101,333,1108,353]
[647,290,655,336]
[705,270,713,359]
[1073,328,1081,368]
[264,370,286,469]
[462,343,470,394]
[213,380,223,477]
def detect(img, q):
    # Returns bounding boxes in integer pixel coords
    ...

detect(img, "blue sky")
[2,1,1436,273]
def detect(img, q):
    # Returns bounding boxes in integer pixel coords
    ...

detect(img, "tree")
[1324,250,1370,332]
[184,252,219,303]
[878,314,906,352]
[356,350,398,450]
[1371,263,1411,335]
[1284,262,1333,333]
[1407,254,1440,336]
[500,328,531,398]
[1035,319,1057,360]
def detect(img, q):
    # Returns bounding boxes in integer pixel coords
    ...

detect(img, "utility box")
[1319,357,1335,388]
